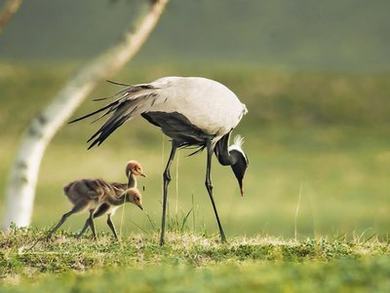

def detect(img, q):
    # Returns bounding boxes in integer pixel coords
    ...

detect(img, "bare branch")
[0,0,23,35]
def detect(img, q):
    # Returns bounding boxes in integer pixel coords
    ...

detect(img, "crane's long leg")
[160,141,178,246]
[77,204,109,239]
[205,140,227,243]
[46,209,75,239]
[106,214,119,241]
[77,218,91,238]
[88,210,97,240]
[77,210,97,239]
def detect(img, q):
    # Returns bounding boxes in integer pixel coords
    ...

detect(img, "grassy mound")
[0,228,389,291]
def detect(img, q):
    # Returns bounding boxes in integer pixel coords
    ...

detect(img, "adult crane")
[70,76,249,245]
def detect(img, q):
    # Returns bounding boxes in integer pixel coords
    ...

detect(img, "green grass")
[0,62,389,290]
[0,228,389,291]
[19,259,388,292]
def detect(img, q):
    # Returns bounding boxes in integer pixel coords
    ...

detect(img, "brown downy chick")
[47,161,146,241]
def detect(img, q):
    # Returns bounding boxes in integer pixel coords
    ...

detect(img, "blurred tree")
[2,0,169,230]
[0,0,23,35]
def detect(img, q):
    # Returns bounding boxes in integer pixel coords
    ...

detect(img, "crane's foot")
[45,232,54,241]
[220,231,227,243]
[159,234,165,246]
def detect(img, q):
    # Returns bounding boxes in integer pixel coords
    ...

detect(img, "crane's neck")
[214,132,236,166]
[214,133,248,196]
[128,172,137,188]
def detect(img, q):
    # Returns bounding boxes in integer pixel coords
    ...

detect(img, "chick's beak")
[137,203,144,210]
[140,172,146,177]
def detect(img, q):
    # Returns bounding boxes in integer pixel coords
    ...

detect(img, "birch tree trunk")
[0,0,23,35]
[2,0,169,230]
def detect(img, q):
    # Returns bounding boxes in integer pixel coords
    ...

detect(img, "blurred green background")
[1,0,390,71]
[0,0,389,239]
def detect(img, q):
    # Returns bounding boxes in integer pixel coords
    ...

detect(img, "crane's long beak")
[238,178,244,197]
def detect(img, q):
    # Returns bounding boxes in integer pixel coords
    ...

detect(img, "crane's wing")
[69,83,160,149]
[79,179,107,200]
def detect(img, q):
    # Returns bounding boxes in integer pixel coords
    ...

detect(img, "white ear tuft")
[233,135,245,148]
[229,135,245,153]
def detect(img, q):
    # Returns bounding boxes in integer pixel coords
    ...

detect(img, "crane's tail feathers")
[91,87,130,102]
[187,145,206,156]
[69,83,159,148]
[87,115,130,149]
[68,100,120,124]
[92,96,112,102]
[106,80,131,87]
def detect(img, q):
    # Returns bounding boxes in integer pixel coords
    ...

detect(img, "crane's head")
[228,135,249,196]
[126,160,146,178]
[125,187,143,210]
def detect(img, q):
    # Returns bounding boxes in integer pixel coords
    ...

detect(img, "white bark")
[0,0,23,35]
[2,0,169,230]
